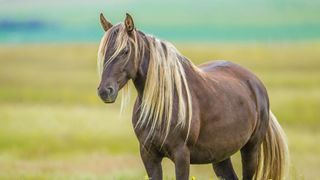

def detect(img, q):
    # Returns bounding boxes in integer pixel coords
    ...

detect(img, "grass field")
[0,42,319,179]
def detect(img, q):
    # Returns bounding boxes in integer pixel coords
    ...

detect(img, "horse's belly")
[189,136,249,164]
[189,116,255,164]
[189,141,243,164]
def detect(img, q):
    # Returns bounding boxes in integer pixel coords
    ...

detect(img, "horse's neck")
[132,36,150,96]
[179,56,205,92]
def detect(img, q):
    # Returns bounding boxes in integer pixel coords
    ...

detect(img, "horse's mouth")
[103,97,116,103]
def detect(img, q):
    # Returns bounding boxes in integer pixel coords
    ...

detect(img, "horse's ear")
[124,13,134,33]
[100,13,112,32]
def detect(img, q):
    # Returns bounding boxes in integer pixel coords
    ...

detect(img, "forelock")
[97,23,135,75]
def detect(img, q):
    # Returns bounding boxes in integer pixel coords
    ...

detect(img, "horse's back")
[199,60,232,72]
[200,60,259,82]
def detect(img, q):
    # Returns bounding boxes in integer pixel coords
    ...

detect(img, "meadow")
[0,42,319,179]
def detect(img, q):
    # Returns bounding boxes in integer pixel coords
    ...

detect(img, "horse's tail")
[256,111,289,180]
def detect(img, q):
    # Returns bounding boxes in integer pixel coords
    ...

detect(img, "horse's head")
[97,13,139,103]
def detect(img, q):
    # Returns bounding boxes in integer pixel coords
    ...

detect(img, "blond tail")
[256,111,289,180]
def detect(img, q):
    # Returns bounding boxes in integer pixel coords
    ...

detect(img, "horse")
[97,13,289,180]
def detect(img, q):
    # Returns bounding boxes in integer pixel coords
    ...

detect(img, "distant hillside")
[0,0,320,43]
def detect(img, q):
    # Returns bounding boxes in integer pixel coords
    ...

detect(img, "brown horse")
[97,13,289,180]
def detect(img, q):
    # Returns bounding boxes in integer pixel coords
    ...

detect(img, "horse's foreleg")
[173,146,190,180]
[140,145,163,180]
[212,158,238,180]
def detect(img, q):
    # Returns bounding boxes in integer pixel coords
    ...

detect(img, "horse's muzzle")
[97,86,118,103]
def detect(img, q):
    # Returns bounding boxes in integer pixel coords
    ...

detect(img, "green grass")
[0,42,319,179]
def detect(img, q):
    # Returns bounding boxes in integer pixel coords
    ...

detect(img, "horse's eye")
[123,48,129,55]
[122,46,129,55]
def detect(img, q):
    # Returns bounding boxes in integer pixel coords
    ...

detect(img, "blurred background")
[0,0,319,179]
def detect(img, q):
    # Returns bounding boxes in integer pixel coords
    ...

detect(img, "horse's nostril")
[106,87,114,95]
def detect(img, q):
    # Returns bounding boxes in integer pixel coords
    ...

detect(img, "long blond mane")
[98,23,198,142]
